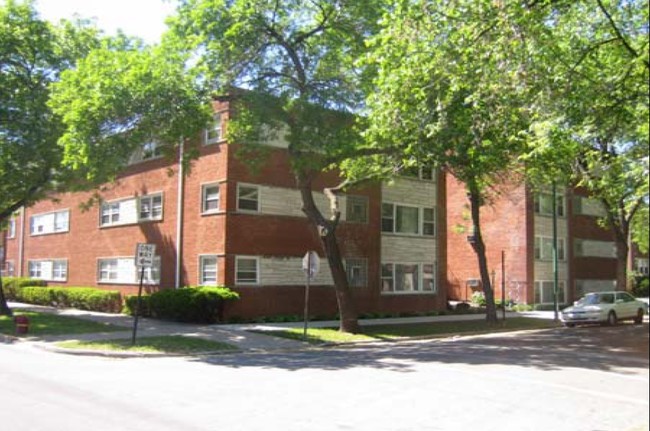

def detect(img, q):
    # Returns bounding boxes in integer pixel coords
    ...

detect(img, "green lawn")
[0,311,126,337]
[56,336,239,354]
[256,317,560,345]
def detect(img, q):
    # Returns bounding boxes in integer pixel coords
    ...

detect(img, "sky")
[34,0,176,44]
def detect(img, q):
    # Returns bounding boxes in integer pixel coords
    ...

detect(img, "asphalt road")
[1,323,648,431]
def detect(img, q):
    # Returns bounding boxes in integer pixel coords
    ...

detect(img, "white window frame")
[129,140,163,164]
[28,261,42,279]
[97,257,161,285]
[7,218,16,239]
[30,210,70,236]
[382,203,435,237]
[204,113,223,145]
[534,280,566,305]
[345,258,368,287]
[199,255,218,286]
[237,184,260,212]
[27,259,67,281]
[534,192,565,218]
[100,201,122,226]
[52,260,68,281]
[635,258,649,276]
[139,193,163,221]
[201,183,221,214]
[2,261,15,277]
[534,236,566,261]
[235,256,259,285]
[381,262,436,295]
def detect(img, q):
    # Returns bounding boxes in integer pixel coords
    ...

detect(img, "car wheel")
[607,311,617,326]
[563,322,575,328]
[633,309,644,325]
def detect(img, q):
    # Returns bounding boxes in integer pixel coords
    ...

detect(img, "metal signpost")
[302,251,320,339]
[132,243,156,345]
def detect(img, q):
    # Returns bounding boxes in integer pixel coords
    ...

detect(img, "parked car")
[561,291,648,327]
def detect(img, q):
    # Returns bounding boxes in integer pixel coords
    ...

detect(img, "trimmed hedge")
[17,286,122,313]
[124,286,239,323]
[1,277,47,300]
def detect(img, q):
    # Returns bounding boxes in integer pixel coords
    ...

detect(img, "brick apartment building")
[1,100,446,319]
[446,175,622,307]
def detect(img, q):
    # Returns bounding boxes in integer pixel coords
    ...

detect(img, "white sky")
[34,0,177,43]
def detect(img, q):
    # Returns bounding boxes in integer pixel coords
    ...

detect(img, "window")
[3,261,15,277]
[382,203,435,236]
[30,210,70,235]
[534,193,565,217]
[129,140,163,164]
[98,257,160,284]
[382,263,436,294]
[346,258,368,287]
[236,256,259,284]
[7,219,16,238]
[202,184,220,213]
[422,208,435,236]
[400,164,436,181]
[534,281,566,305]
[139,194,163,221]
[573,239,616,258]
[199,256,218,286]
[101,202,121,226]
[635,258,649,276]
[204,113,223,144]
[238,185,259,212]
[346,196,368,223]
[27,259,67,281]
[534,236,566,261]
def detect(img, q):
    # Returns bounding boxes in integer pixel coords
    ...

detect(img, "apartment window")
[199,255,218,285]
[381,263,435,294]
[422,208,435,236]
[534,236,566,261]
[346,258,368,287]
[27,259,67,281]
[534,281,566,305]
[236,256,259,284]
[573,239,616,258]
[101,202,121,226]
[98,257,160,284]
[237,185,260,212]
[204,113,223,145]
[534,193,565,217]
[381,204,395,232]
[130,140,163,164]
[139,194,163,221]
[346,196,368,223]
[3,261,15,276]
[635,258,649,276]
[401,164,436,181]
[202,184,220,213]
[52,260,68,281]
[30,210,70,235]
[7,219,16,238]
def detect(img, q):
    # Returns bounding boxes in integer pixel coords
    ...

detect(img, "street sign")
[302,251,320,281]
[135,243,156,268]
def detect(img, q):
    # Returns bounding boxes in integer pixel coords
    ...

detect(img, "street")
[1,324,648,431]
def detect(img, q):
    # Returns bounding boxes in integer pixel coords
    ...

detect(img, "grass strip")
[0,311,126,337]
[56,336,238,354]
[254,317,560,345]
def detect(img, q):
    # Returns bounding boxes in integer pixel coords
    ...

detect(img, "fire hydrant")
[14,315,29,335]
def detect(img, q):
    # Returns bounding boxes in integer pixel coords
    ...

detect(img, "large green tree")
[354,0,535,323]
[170,0,385,333]
[0,0,101,315]
[522,0,649,291]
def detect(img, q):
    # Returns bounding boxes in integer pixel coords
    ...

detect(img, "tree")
[0,0,100,315]
[354,0,534,323]
[522,0,649,291]
[170,0,386,333]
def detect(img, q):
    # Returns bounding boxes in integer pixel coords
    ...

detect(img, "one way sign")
[135,243,156,268]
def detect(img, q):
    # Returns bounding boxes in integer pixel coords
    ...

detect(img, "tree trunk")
[468,187,498,324]
[296,173,360,333]
[614,237,629,292]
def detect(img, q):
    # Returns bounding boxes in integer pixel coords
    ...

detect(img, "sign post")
[132,243,156,345]
[302,251,320,340]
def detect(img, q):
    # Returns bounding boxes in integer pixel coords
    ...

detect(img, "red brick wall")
[446,174,530,303]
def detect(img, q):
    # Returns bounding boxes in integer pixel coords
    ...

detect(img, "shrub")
[471,291,486,306]
[632,276,649,298]
[1,277,47,300]
[16,286,121,313]
[122,294,152,317]
[126,286,239,323]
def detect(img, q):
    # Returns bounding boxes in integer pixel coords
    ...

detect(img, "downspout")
[18,207,25,277]
[175,139,185,289]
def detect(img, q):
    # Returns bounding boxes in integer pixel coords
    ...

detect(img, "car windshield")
[577,293,615,305]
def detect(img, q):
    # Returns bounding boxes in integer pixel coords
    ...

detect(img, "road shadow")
[190,323,649,374]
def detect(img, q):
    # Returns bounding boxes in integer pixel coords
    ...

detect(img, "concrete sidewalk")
[3,302,538,355]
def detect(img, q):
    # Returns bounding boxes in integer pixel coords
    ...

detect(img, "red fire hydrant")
[14,315,29,335]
